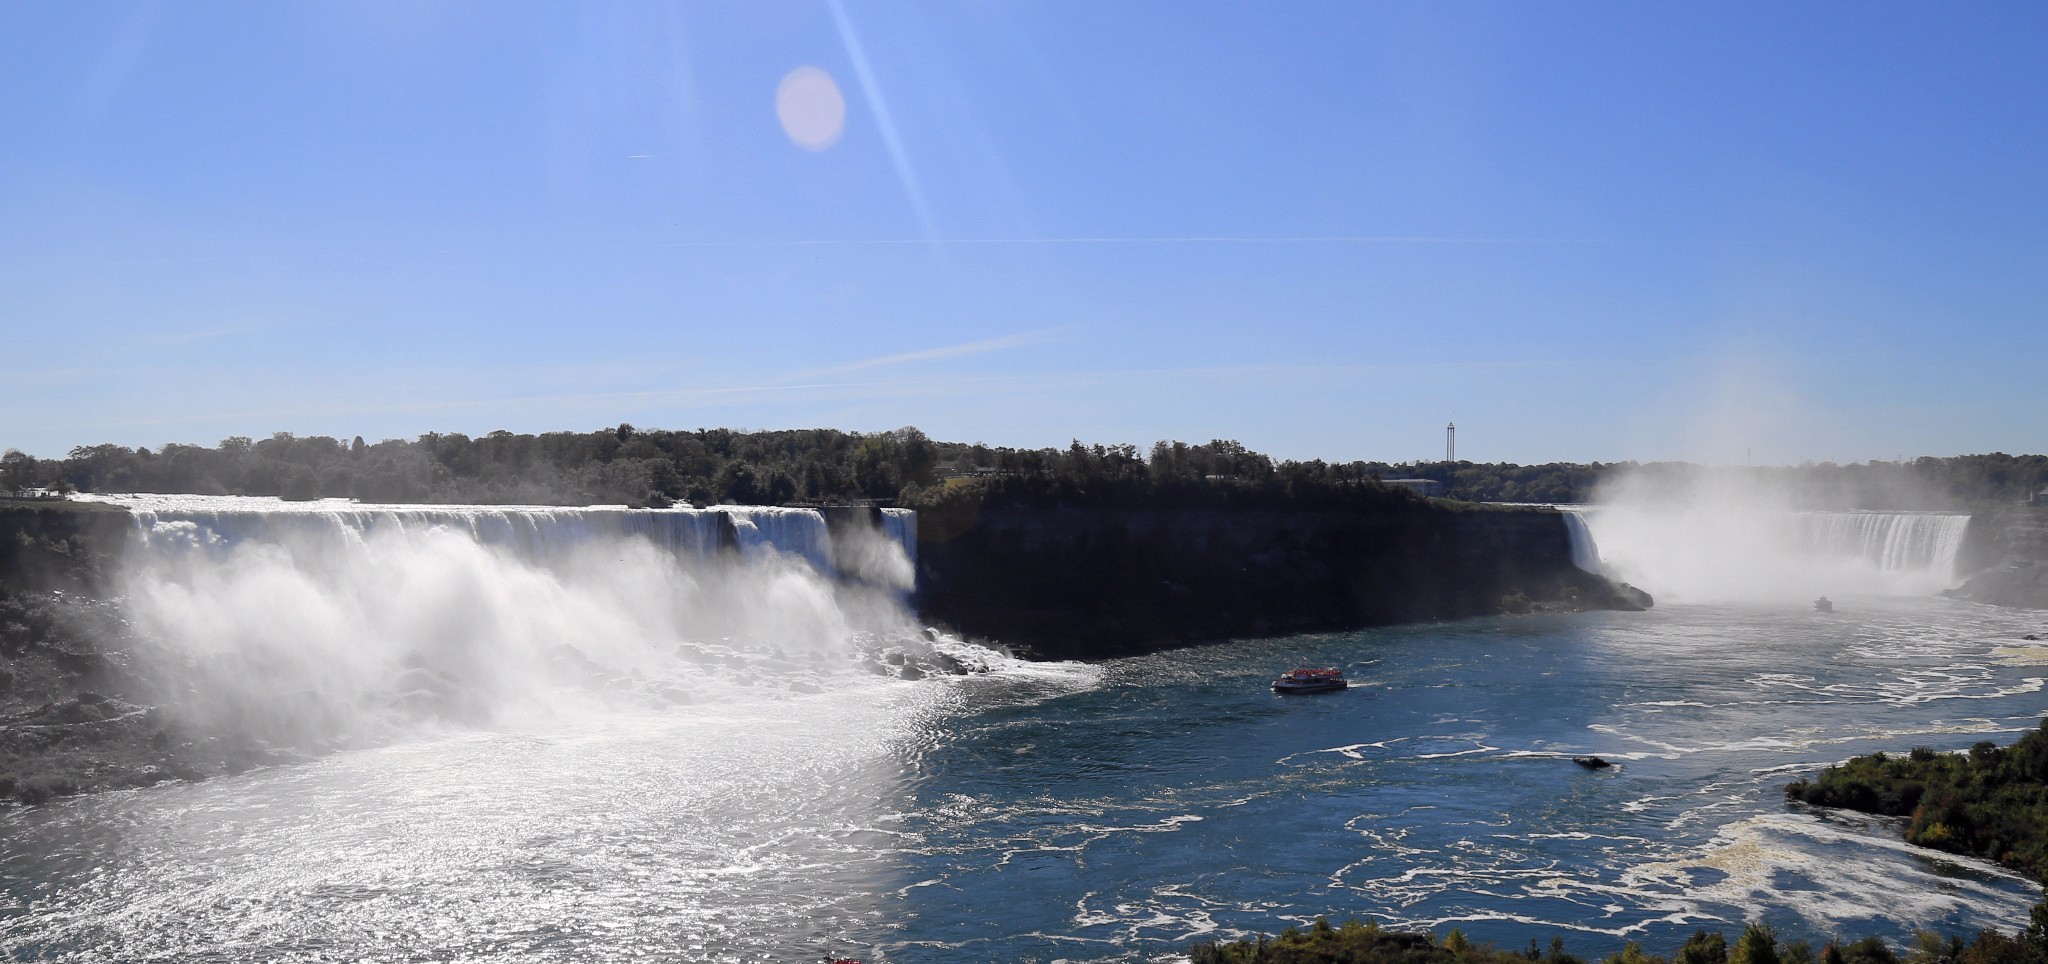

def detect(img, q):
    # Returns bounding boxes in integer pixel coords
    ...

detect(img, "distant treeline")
[2,427,2045,509]
[1394,455,2048,508]
[0,429,1409,509]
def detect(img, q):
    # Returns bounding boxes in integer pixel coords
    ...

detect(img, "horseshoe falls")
[1569,505,1972,603]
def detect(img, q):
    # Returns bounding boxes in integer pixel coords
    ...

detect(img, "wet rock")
[13,775,79,805]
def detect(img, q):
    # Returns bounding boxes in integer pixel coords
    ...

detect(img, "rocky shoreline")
[0,589,308,805]
[1950,506,2048,609]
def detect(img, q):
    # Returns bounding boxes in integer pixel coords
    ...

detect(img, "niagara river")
[1,497,2042,962]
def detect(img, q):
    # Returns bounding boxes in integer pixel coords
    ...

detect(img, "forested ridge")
[0,428,1454,509]
[2,426,2044,509]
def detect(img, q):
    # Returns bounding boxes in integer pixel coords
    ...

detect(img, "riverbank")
[0,588,300,805]
[0,503,354,804]
[1785,719,2048,882]
[1188,913,2046,964]
[1197,715,2048,964]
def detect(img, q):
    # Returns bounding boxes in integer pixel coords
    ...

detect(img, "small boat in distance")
[1273,666,1348,694]
[1814,596,1834,613]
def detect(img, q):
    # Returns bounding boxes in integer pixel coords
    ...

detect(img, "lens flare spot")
[776,65,846,152]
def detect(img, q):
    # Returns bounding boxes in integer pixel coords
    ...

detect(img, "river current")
[6,595,2046,961]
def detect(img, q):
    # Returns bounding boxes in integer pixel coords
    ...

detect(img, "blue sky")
[4,2,2044,464]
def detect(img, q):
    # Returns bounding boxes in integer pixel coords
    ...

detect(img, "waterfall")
[1576,501,1973,603]
[69,494,938,744]
[1560,508,1603,574]
[882,509,917,569]
[1795,511,1970,575]
[96,495,919,579]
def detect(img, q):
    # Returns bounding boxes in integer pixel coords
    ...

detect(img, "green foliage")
[1679,931,1730,964]
[1605,942,1667,964]
[1838,936,1903,964]
[17,427,954,508]
[1786,722,2048,880]
[1193,910,2048,964]
[14,430,2047,510]
[1188,918,1538,964]
[17,429,1436,510]
[1733,924,1781,964]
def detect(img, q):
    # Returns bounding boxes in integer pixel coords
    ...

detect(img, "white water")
[1569,501,1971,603]
[1562,508,1604,574]
[76,494,937,745]
[10,497,2043,960]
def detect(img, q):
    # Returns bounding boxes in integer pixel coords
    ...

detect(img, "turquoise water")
[4,598,2045,962]
[888,599,2046,959]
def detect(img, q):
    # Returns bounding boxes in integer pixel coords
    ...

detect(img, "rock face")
[913,502,1651,660]
[1953,507,2048,610]
[0,500,130,595]
[0,502,295,805]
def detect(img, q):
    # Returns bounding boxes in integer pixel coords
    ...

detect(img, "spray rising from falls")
[1566,490,1972,604]
[85,495,970,750]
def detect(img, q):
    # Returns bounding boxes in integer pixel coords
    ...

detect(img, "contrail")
[783,329,1063,380]
[653,234,1636,248]
[87,234,1784,267]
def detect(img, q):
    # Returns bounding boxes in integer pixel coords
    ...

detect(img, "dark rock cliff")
[0,500,130,595]
[1,502,295,805]
[912,501,1650,660]
[1953,506,2048,609]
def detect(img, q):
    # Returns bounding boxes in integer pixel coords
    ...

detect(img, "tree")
[1732,924,1781,964]
[1,449,35,495]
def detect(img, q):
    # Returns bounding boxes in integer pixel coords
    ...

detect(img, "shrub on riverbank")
[1188,917,1544,964]
[1785,720,2048,880]
[1189,914,2048,964]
